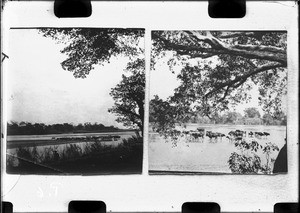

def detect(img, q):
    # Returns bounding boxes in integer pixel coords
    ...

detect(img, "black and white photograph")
[2,1,298,212]
[149,31,287,174]
[5,28,145,174]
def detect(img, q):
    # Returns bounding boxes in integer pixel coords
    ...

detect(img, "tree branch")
[186,31,226,49]
[217,32,256,39]
[218,86,231,102]
[154,31,287,65]
[153,32,222,54]
[232,44,285,54]
[190,52,217,59]
[177,49,217,59]
[115,106,141,120]
[204,62,284,98]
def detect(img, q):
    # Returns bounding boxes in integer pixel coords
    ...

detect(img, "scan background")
[1,1,298,212]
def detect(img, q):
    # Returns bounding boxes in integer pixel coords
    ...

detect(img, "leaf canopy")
[151,31,287,122]
[39,28,144,78]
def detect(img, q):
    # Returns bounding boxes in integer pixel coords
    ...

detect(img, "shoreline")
[7,139,111,149]
[6,131,141,149]
[7,130,138,140]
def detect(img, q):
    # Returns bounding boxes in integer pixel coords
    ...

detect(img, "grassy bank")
[6,136,143,175]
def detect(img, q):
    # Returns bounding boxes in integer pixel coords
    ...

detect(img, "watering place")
[149,124,286,174]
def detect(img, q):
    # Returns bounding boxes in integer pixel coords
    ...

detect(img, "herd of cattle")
[50,130,271,143]
[51,135,122,142]
[173,128,271,143]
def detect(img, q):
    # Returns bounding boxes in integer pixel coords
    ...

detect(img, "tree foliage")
[223,111,243,124]
[7,121,119,135]
[151,31,287,129]
[40,28,144,78]
[228,139,279,174]
[39,28,145,131]
[244,107,261,118]
[108,59,145,136]
[167,107,285,126]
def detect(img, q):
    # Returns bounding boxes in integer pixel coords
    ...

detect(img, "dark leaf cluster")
[39,28,144,78]
[228,139,280,174]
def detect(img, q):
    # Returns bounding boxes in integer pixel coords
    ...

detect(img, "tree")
[223,111,243,124]
[108,59,145,136]
[39,28,145,132]
[151,31,287,134]
[244,107,261,118]
[149,95,178,136]
[262,112,287,125]
[40,28,144,78]
[262,113,275,125]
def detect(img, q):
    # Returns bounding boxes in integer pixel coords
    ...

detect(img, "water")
[7,131,136,141]
[149,124,286,173]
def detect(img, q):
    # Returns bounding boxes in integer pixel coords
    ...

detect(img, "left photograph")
[5,28,145,175]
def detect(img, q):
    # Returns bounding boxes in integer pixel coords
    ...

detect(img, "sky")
[6,29,131,128]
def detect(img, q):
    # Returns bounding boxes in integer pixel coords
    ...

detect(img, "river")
[149,124,286,174]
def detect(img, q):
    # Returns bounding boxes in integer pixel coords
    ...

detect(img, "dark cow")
[263,132,270,137]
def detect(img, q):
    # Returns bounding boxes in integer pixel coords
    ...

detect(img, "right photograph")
[149,31,287,175]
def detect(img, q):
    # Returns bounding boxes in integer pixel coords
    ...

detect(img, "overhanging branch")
[204,62,285,98]
[154,31,287,64]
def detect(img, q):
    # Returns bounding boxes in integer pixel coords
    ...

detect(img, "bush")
[60,144,82,160]
[228,139,279,174]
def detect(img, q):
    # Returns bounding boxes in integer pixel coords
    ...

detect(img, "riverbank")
[6,131,139,148]
[6,137,143,175]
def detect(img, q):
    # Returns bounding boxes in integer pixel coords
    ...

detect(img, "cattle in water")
[227,129,246,141]
[206,131,224,142]
[228,131,236,139]
[196,128,205,139]
[226,135,232,141]
[197,128,205,134]
[235,129,246,137]
[255,132,264,138]
[254,131,270,139]
[180,128,206,143]
[263,132,270,138]
[182,130,190,141]
[248,131,254,137]
[189,131,204,142]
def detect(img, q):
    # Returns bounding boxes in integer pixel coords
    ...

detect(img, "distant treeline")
[185,108,287,126]
[7,121,121,135]
[150,107,287,126]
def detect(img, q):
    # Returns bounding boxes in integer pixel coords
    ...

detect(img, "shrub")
[60,144,82,160]
[8,135,143,171]
[228,139,279,174]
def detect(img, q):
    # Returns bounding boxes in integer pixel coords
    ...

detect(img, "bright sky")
[6,29,130,128]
